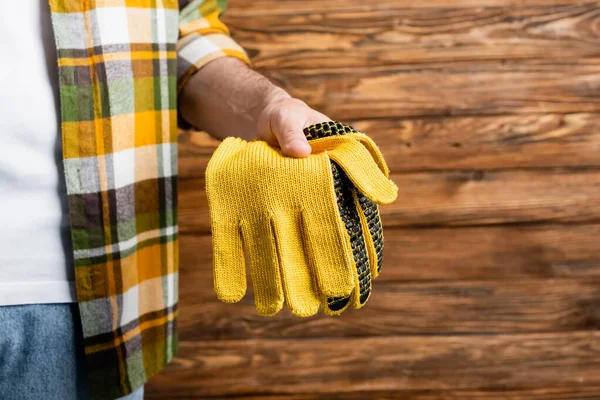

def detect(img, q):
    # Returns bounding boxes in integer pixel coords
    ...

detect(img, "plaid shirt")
[48,0,249,398]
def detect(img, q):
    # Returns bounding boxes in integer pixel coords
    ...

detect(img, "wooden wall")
[147,1,600,398]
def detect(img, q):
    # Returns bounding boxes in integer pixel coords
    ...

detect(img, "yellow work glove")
[304,122,391,314]
[206,130,396,317]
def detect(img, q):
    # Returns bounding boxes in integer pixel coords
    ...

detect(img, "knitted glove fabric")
[206,135,396,317]
[304,122,392,314]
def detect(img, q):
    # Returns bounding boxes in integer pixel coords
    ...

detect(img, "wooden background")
[147,1,600,398]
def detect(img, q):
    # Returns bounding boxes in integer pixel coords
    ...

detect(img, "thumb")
[274,120,313,158]
[261,97,331,158]
[275,112,333,157]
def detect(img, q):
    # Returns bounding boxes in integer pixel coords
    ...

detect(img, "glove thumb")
[311,136,398,204]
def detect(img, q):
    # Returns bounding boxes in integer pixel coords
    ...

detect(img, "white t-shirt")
[0,0,76,305]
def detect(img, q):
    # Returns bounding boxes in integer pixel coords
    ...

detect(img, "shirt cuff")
[176,32,250,130]
[177,32,251,95]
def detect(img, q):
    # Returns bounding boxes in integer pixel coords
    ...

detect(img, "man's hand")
[256,95,330,158]
[179,57,330,158]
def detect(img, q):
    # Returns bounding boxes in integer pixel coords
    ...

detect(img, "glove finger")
[212,222,247,303]
[240,219,284,316]
[320,162,353,316]
[301,186,354,299]
[322,294,352,315]
[304,122,382,309]
[304,121,390,178]
[272,214,320,317]
[336,162,372,310]
[207,138,249,303]
[350,133,390,178]
[322,162,373,314]
[304,121,385,280]
[354,189,385,278]
[327,140,398,205]
[304,121,397,204]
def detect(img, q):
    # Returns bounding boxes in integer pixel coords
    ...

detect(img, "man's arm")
[177,0,328,157]
[179,57,329,158]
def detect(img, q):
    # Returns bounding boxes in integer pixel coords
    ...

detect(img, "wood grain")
[257,59,600,121]
[226,0,597,14]
[146,386,600,400]
[179,113,600,178]
[177,275,600,341]
[178,169,600,233]
[388,168,600,226]
[145,332,600,397]
[224,4,600,67]
[180,223,600,283]
[178,224,600,340]
[159,0,600,398]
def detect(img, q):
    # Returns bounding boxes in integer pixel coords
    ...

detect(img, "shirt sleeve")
[177,0,251,94]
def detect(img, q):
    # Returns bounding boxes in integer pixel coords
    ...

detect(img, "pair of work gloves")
[206,122,397,317]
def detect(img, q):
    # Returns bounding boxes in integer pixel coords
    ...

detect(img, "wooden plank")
[178,225,600,339]
[178,113,600,178]
[225,4,600,67]
[387,168,600,227]
[178,130,219,179]
[350,114,600,172]
[257,59,600,121]
[177,273,600,340]
[145,332,600,397]
[180,224,600,283]
[146,386,600,400]
[178,169,600,233]
[227,0,596,14]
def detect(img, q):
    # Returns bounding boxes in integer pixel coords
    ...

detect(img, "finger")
[304,112,331,127]
[272,214,320,317]
[240,219,284,316]
[211,222,247,303]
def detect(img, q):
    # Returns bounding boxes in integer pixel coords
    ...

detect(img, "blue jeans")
[0,303,144,400]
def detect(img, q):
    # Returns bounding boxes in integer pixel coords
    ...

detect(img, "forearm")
[178,57,289,141]
[179,56,330,157]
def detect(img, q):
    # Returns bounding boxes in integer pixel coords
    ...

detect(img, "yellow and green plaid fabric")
[48,0,249,398]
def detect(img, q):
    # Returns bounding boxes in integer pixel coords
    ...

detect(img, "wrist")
[261,86,291,109]
[253,86,291,137]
